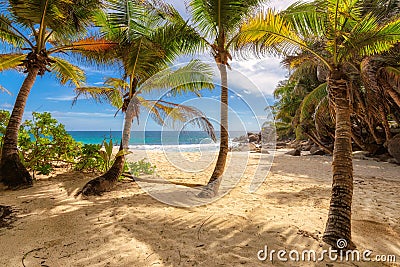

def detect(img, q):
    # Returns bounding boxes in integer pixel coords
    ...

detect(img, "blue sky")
[0,0,295,132]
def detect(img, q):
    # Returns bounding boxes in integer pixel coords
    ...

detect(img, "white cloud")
[165,0,188,18]
[1,103,13,109]
[207,58,286,96]
[230,58,286,95]
[49,111,116,118]
[23,110,117,119]
[80,65,118,76]
[46,95,75,101]
[268,0,298,10]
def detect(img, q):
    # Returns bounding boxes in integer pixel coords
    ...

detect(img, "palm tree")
[0,0,114,187]
[74,0,216,196]
[187,0,266,198]
[237,0,400,248]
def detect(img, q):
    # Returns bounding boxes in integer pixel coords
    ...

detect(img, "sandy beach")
[0,149,399,266]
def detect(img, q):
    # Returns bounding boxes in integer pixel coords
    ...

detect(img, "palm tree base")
[75,174,117,197]
[197,189,216,198]
[197,178,221,198]
[75,155,124,197]
[0,153,33,188]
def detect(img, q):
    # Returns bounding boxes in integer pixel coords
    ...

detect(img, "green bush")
[127,159,156,177]
[0,110,10,148]
[74,144,104,172]
[75,139,129,173]
[99,139,115,171]
[18,112,81,176]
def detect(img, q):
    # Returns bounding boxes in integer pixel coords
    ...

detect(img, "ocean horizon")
[68,131,247,151]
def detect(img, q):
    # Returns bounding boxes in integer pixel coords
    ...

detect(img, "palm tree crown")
[0,0,112,82]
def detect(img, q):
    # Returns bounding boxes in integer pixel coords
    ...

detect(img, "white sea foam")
[128,143,219,152]
[127,140,241,152]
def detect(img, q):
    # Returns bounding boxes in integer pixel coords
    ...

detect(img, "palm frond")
[383,66,400,89]
[50,57,85,87]
[361,0,400,20]
[326,0,363,34]
[0,53,25,71]
[314,96,334,138]
[9,0,103,40]
[189,0,218,38]
[126,95,141,123]
[280,0,327,39]
[189,0,266,38]
[106,0,167,43]
[121,37,167,80]
[342,14,400,60]
[0,14,28,47]
[104,77,130,93]
[150,18,208,60]
[49,36,119,66]
[237,9,329,67]
[54,37,118,53]
[299,82,328,122]
[273,80,304,123]
[73,86,123,109]
[141,99,216,141]
[282,52,317,70]
[139,60,215,96]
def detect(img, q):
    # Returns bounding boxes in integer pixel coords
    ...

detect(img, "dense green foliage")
[271,67,325,140]
[0,110,9,147]
[1,111,82,175]
[74,144,104,173]
[0,110,155,177]
[18,112,80,175]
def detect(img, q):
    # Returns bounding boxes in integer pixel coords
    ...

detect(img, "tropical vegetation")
[237,0,400,248]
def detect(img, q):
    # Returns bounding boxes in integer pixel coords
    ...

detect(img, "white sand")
[0,149,399,266]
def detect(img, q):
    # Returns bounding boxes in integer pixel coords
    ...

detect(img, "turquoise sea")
[68,131,245,151]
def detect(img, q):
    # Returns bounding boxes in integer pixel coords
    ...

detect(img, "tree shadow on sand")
[1,169,398,267]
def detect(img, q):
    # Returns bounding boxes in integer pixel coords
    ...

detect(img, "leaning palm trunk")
[0,68,39,187]
[198,63,229,198]
[76,99,136,196]
[323,70,354,249]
